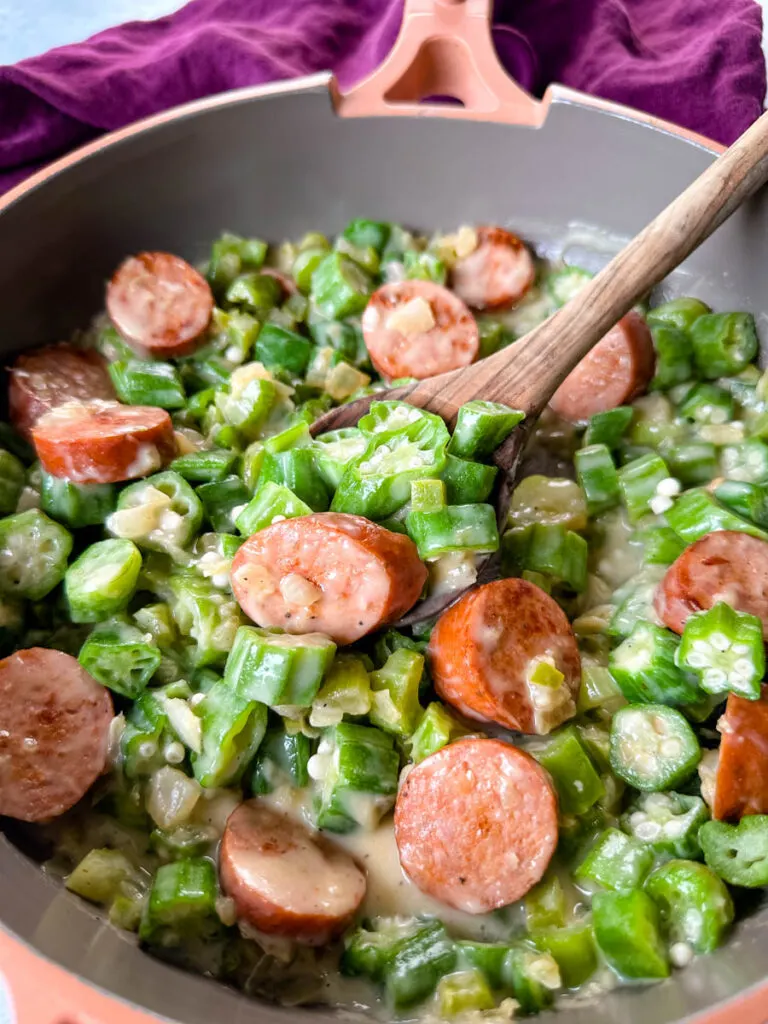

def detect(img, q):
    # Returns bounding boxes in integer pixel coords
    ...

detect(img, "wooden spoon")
[311,110,768,624]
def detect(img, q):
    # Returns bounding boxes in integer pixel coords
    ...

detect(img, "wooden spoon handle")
[399,108,768,425]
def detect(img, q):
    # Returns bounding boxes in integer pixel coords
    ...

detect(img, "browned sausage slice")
[450,227,535,311]
[106,251,214,358]
[231,512,427,645]
[549,312,655,422]
[713,686,768,821]
[395,738,558,913]
[655,531,768,638]
[361,280,479,380]
[0,648,113,822]
[9,343,116,440]
[31,400,177,484]
[219,800,366,944]
[429,578,581,735]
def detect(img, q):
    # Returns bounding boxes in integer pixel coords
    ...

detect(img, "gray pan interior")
[1,75,768,1024]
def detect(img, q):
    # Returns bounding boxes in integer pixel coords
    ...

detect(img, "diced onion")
[385,296,435,336]
[146,766,202,829]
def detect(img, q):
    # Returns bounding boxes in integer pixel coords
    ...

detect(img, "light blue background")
[0,0,183,65]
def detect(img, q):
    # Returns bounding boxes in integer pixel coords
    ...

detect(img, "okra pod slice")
[225,270,282,313]
[369,648,424,737]
[721,438,768,484]
[436,970,494,1016]
[224,625,336,707]
[134,602,177,648]
[677,602,765,700]
[341,917,423,981]
[309,653,372,728]
[171,448,237,484]
[403,250,447,286]
[139,858,218,946]
[313,721,399,832]
[410,702,467,763]
[714,479,768,528]
[207,232,267,294]
[235,482,311,536]
[441,454,498,504]
[79,618,162,697]
[259,449,330,512]
[609,622,701,705]
[65,539,142,623]
[0,509,72,600]
[546,265,593,307]
[250,723,311,794]
[0,449,25,515]
[618,452,671,521]
[574,444,620,514]
[502,523,587,594]
[359,401,450,448]
[631,524,686,565]
[499,945,560,1013]
[609,704,701,791]
[192,677,267,787]
[645,859,733,954]
[311,252,372,320]
[149,824,217,862]
[583,406,633,449]
[531,921,598,989]
[575,827,653,891]
[524,873,566,931]
[699,815,768,887]
[312,428,368,490]
[292,247,328,293]
[254,322,313,377]
[650,325,694,390]
[576,663,624,714]
[332,436,447,520]
[386,919,457,1009]
[678,381,734,424]
[343,218,391,253]
[406,503,499,560]
[662,440,719,487]
[447,401,524,461]
[665,488,768,543]
[40,471,115,527]
[216,376,276,438]
[108,471,203,555]
[196,475,251,534]
[647,296,711,333]
[169,571,245,667]
[109,359,186,409]
[621,791,709,861]
[592,889,669,979]
[690,312,758,378]
[532,726,604,815]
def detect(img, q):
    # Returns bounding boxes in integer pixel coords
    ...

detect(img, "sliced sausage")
[713,686,768,821]
[219,800,366,944]
[450,227,535,311]
[31,400,177,484]
[549,312,655,422]
[0,648,113,822]
[395,738,557,913]
[655,531,768,639]
[106,251,214,358]
[361,280,479,380]
[231,512,427,645]
[429,578,581,735]
[8,343,116,440]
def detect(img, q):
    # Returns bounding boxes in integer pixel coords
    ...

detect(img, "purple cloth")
[0,0,764,195]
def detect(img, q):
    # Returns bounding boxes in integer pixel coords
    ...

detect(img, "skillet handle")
[332,0,546,124]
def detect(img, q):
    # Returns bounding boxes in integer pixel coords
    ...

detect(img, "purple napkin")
[0,0,764,195]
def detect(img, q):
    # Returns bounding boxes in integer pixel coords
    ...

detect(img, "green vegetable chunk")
[236,481,311,536]
[196,475,251,533]
[592,890,669,979]
[575,444,620,515]
[109,359,186,409]
[192,678,267,787]
[500,945,560,1013]
[621,792,709,861]
[0,449,25,514]
[40,472,115,527]
[369,648,424,737]
[666,488,768,543]
[79,619,162,698]
[609,704,701,791]
[645,859,734,953]
[650,325,694,390]
[315,722,400,833]
[609,623,701,706]
[663,442,719,487]
[108,472,203,554]
[169,572,244,667]
[533,726,604,815]
[387,920,457,1009]
[575,827,653,891]
[441,454,498,504]
[690,312,758,378]
[0,509,72,600]
[677,602,765,700]
[714,480,768,528]
[171,448,237,484]
[139,859,218,946]
[313,429,368,489]
[502,523,587,594]
[410,703,467,763]
[647,297,711,333]
[546,265,593,307]
[699,815,768,887]
[436,970,494,1016]
[65,539,142,623]
[224,625,336,707]
[406,503,499,560]
[447,401,524,460]
[531,921,598,989]
[524,874,566,931]
[721,439,768,484]
[66,848,134,904]
[251,725,310,794]
[618,452,670,521]
[583,406,633,449]
[311,252,372,319]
